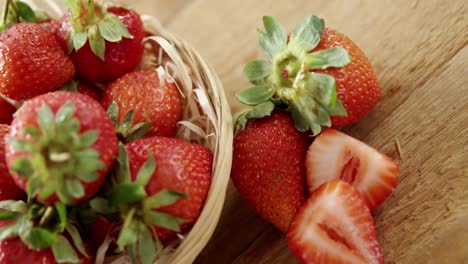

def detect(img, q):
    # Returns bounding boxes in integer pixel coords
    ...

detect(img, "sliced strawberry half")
[306,129,399,211]
[287,180,383,264]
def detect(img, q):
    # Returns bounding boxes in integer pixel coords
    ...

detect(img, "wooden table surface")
[117,0,468,263]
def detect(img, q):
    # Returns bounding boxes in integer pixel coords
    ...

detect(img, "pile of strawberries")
[232,16,399,263]
[0,0,213,263]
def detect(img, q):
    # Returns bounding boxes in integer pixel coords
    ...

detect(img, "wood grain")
[7,0,465,262]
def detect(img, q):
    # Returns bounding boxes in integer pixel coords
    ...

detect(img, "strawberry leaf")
[98,14,133,42]
[27,177,42,197]
[55,203,67,231]
[79,130,98,147]
[90,197,116,214]
[72,32,88,51]
[258,16,287,59]
[38,103,55,137]
[15,1,37,22]
[138,224,157,264]
[107,101,119,125]
[146,189,186,209]
[88,25,105,60]
[39,179,57,199]
[127,240,138,263]
[24,126,41,140]
[55,101,75,125]
[235,84,276,106]
[20,227,56,249]
[289,16,324,51]
[244,60,272,83]
[66,224,88,257]
[290,105,310,133]
[136,153,156,186]
[304,72,347,117]
[0,200,27,212]
[0,211,19,221]
[116,143,131,183]
[9,138,35,152]
[65,178,85,199]
[306,46,351,69]
[235,101,275,131]
[109,183,146,206]
[148,211,185,232]
[117,217,138,248]
[11,157,34,178]
[124,122,152,143]
[0,223,18,241]
[118,109,135,133]
[51,235,79,263]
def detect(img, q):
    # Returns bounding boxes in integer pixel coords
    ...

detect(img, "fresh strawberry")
[0,23,75,100]
[57,1,145,83]
[305,129,399,211]
[236,16,380,135]
[89,138,212,263]
[232,110,308,232]
[5,91,118,205]
[101,69,182,139]
[125,137,213,241]
[0,125,25,201]
[0,97,16,124]
[287,180,383,264]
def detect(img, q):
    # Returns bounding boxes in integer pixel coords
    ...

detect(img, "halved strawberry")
[305,129,399,211]
[287,180,383,264]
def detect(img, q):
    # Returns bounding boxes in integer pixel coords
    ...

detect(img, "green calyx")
[107,101,152,144]
[64,0,133,60]
[0,200,89,263]
[0,0,48,32]
[10,101,105,205]
[236,16,351,135]
[89,143,186,264]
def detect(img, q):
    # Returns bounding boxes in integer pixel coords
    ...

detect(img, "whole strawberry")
[232,110,308,232]
[57,1,145,83]
[0,97,16,124]
[0,125,25,201]
[126,137,213,241]
[101,69,182,138]
[237,16,381,134]
[0,23,75,100]
[90,138,212,263]
[5,91,118,205]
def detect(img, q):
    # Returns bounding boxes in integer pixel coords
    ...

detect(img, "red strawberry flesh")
[287,180,383,264]
[305,129,399,211]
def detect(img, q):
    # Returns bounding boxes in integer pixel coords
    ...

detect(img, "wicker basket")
[23,0,233,263]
